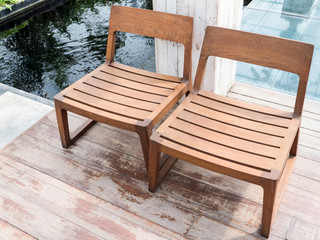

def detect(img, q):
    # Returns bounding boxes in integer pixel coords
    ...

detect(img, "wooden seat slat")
[91,71,173,97]
[159,127,275,171]
[148,26,313,238]
[110,62,182,83]
[155,135,266,176]
[64,91,151,121]
[178,110,283,147]
[192,94,292,128]
[101,64,180,89]
[73,83,158,112]
[169,118,280,158]
[199,90,293,119]
[61,98,138,130]
[54,6,193,174]
[185,103,289,137]
[83,77,167,104]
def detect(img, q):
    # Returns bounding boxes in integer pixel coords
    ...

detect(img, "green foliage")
[0,21,28,39]
[0,0,21,10]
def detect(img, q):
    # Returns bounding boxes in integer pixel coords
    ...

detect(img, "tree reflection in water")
[0,0,153,99]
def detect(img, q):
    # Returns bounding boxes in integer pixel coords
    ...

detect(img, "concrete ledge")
[0,0,39,18]
[0,91,53,149]
[0,83,54,107]
[0,0,69,30]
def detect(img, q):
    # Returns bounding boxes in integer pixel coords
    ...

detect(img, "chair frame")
[148,26,314,238]
[54,6,193,171]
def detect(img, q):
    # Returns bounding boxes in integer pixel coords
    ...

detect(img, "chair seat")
[152,90,300,181]
[56,62,187,131]
[148,26,313,238]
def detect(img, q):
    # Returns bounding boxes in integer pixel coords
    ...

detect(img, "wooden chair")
[54,6,193,171]
[148,26,313,238]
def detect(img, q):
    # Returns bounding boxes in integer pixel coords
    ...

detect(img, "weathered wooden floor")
[0,82,320,239]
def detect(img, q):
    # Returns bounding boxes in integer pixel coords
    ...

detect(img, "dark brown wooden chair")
[54,6,193,171]
[148,26,313,238]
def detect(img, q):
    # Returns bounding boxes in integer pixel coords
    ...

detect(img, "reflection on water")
[238,0,320,101]
[282,0,315,14]
[0,0,154,99]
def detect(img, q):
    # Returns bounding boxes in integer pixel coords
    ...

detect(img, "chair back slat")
[106,6,193,83]
[194,26,313,116]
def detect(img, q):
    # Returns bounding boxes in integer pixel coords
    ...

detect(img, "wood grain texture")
[54,5,193,171]
[0,219,35,240]
[286,217,320,240]
[187,216,260,240]
[1,122,196,235]
[194,27,314,116]
[0,111,263,237]
[229,83,320,239]
[0,155,187,240]
[149,26,314,238]
[1,81,320,240]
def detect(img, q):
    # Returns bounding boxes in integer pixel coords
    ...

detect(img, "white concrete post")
[153,0,243,96]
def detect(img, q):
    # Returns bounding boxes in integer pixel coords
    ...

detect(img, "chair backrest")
[194,26,314,117]
[106,5,193,83]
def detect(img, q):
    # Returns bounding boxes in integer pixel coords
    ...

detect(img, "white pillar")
[153,0,243,96]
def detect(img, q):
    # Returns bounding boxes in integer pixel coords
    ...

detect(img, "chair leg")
[290,130,299,156]
[55,103,96,148]
[55,104,71,148]
[70,119,96,144]
[261,155,296,238]
[137,126,152,171]
[148,140,161,193]
[158,154,178,184]
[261,180,277,238]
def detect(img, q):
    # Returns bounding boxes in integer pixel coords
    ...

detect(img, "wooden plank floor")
[0,82,320,239]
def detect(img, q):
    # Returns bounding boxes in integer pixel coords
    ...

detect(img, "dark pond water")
[0,0,154,99]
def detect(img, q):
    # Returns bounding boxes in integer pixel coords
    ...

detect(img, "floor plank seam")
[290,172,320,184]
[159,179,262,236]
[301,127,320,135]
[287,182,320,196]
[0,217,38,239]
[27,122,145,163]
[299,144,320,152]
[22,136,148,185]
[21,120,269,235]
[228,91,295,109]
[183,215,201,238]
[170,169,263,204]
[96,123,140,139]
[1,141,198,239]
[229,91,320,118]
[2,87,319,240]
[5,158,189,240]
[33,130,262,238]
[0,170,109,240]
[1,154,185,239]
[284,217,295,239]
[13,131,147,183]
[296,152,320,163]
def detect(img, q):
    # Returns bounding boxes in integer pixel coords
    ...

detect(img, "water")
[238,0,320,101]
[0,0,154,99]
